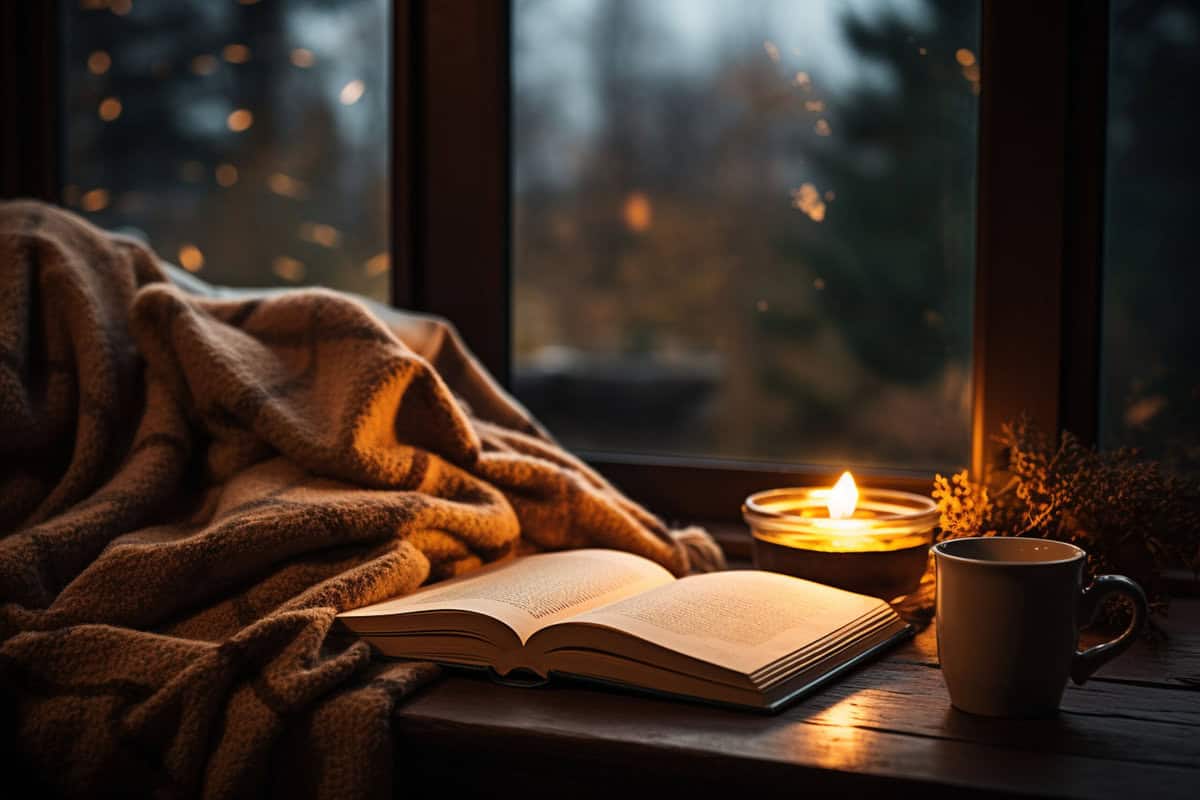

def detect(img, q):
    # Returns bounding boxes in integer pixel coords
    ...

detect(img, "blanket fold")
[0,201,723,799]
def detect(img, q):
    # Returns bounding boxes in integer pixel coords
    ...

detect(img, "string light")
[791,183,827,222]
[298,222,341,248]
[958,48,981,94]
[339,80,365,105]
[98,97,122,121]
[227,109,253,132]
[290,48,315,68]
[363,252,389,277]
[622,192,652,232]
[267,173,306,198]
[191,54,218,76]
[222,44,251,64]
[814,119,831,136]
[81,189,110,212]
[87,50,111,75]
[215,164,239,187]
[272,256,305,282]
[178,244,204,272]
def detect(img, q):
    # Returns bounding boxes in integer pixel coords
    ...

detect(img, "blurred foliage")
[62,0,390,299]
[513,0,979,468]
[779,0,977,385]
[64,0,1198,476]
[1101,0,1200,475]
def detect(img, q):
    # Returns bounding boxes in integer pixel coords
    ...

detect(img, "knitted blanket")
[0,201,723,798]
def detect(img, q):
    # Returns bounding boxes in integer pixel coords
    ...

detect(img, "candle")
[742,472,937,600]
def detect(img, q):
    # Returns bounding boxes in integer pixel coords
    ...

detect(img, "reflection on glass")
[1102,1,1200,474]
[512,0,980,470]
[62,0,390,299]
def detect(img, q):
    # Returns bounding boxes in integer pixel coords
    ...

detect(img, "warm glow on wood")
[827,471,859,520]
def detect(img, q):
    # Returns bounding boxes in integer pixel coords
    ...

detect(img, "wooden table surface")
[392,598,1200,799]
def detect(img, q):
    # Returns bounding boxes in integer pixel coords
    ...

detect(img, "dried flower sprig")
[932,417,1200,620]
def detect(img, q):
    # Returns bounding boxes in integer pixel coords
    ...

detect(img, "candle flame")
[827,471,858,520]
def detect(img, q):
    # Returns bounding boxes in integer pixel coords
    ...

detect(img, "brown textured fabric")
[0,201,724,799]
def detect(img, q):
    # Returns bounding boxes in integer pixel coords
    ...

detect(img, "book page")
[569,570,885,675]
[338,549,674,643]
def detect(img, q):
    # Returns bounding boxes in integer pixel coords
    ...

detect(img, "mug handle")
[1070,574,1148,684]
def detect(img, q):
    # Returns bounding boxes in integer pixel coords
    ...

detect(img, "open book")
[337,549,911,711]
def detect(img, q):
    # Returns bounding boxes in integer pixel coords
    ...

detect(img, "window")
[1102,0,1200,474]
[4,1,1197,522]
[60,0,391,299]
[511,0,980,473]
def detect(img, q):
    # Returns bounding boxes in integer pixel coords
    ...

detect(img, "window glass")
[62,0,390,299]
[511,0,980,470]
[1102,0,1200,473]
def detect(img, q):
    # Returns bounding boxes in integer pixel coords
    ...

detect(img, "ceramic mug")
[932,537,1147,717]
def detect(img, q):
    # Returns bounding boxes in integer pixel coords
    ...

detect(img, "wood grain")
[395,669,1200,798]
[392,599,1200,798]
[894,598,1200,688]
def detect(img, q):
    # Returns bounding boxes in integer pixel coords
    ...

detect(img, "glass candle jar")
[742,485,938,601]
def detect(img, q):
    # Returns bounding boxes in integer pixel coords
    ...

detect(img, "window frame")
[401,0,1111,523]
[2,0,1110,527]
[1,3,59,201]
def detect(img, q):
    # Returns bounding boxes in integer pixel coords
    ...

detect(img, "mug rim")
[932,536,1086,567]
